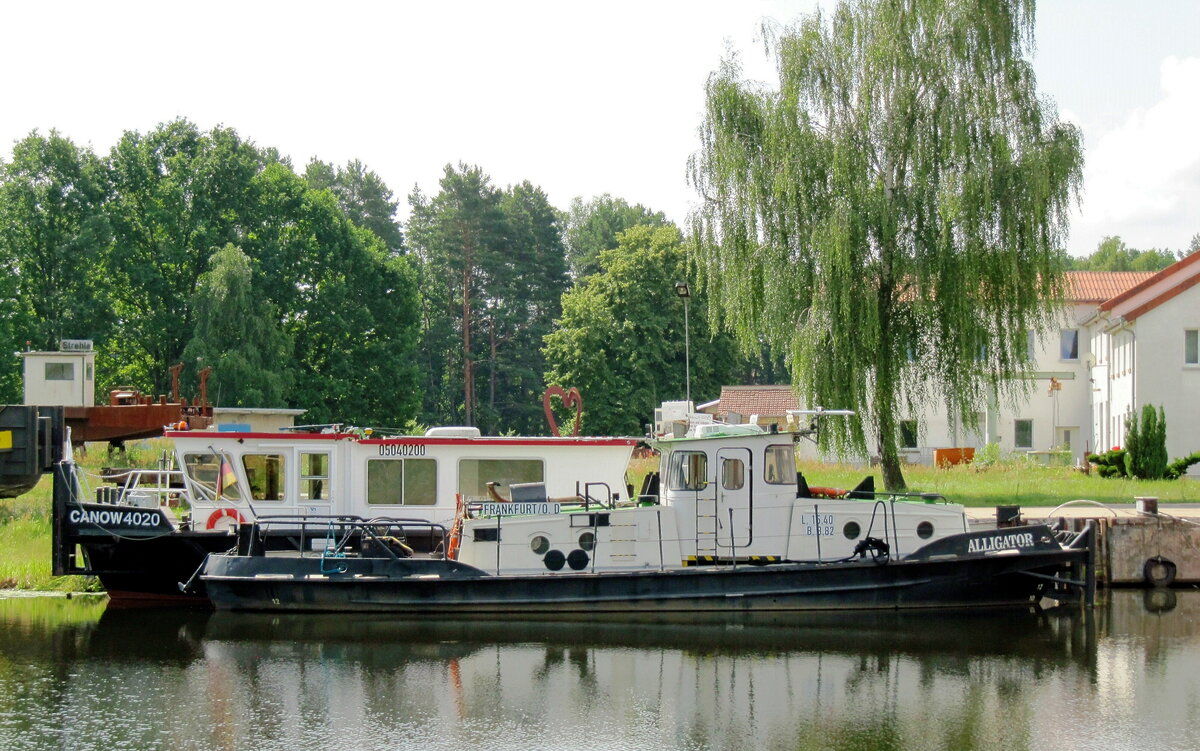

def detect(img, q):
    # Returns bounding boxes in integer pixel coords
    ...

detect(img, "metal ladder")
[695,496,718,559]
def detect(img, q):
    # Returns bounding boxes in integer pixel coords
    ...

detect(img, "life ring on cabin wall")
[205,508,247,531]
[807,486,847,499]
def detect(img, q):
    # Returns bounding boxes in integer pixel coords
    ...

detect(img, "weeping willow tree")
[689,0,1083,490]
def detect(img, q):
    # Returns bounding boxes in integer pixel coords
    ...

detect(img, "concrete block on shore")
[1107,516,1200,586]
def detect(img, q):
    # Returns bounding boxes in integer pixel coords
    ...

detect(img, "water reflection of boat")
[195,608,1085,661]
[181,607,1098,751]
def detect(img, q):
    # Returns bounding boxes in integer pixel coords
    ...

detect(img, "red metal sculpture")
[542,385,583,437]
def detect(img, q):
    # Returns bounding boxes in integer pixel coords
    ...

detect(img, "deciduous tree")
[1070,236,1177,272]
[563,194,667,278]
[104,119,263,392]
[690,0,1084,489]
[0,131,111,376]
[544,225,742,435]
[180,244,291,407]
[246,165,421,426]
[304,158,405,254]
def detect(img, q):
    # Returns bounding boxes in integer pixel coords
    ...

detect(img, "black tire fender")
[1143,556,1177,588]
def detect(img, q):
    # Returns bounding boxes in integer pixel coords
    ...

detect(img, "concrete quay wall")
[966,503,1200,587]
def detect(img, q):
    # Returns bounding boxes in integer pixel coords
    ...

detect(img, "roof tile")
[715,385,798,420]
[1065,271,1156,302]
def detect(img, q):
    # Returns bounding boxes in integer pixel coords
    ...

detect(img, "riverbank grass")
[0,440,169,592]
[0,481,86,591]
[627,454,1195,508]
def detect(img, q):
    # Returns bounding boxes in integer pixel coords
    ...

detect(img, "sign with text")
[479,502,562,517]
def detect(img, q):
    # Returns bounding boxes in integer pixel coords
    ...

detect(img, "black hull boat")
[48,421,638,604]
[76,525,234,603]
[21,403,1096,611]
[202,520,1094,614]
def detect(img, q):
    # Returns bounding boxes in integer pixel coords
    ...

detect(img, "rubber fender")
[1143,587,1178,614]
[1143,555,1177,588]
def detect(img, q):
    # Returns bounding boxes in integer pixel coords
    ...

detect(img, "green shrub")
[1125,405,1168,479]
[1087,448,1129,478]
[1166,451,1200,480]
[1088,405,1195,480]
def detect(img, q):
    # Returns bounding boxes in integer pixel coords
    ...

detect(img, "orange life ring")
[807,486,847,499]
[205,508,246,530]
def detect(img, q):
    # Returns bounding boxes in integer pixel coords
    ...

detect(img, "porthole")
[917,521,934,539]
[578,531,595,551]
[843,521,861,540]
[530,535,550,555]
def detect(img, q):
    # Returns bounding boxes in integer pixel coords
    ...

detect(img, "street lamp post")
[675,282,691,405]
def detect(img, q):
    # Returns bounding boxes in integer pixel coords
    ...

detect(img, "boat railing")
[577,481,614,510]
[878,491,949,504]
[246,514,451,561]
[95,468,187,510]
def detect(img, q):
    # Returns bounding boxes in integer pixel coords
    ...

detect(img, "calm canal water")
[1,590,1198,751]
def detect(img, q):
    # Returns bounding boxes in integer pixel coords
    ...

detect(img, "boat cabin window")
[668,451,708,491]
[241,454,286,501]
[182,452,243,501]
[763,444,796,485]
[458,459,544,503]
[721,458,745,490]
[300,452,330,501]
[367,458,437,505]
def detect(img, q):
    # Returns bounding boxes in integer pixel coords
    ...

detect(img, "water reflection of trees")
[6,595,1200,750]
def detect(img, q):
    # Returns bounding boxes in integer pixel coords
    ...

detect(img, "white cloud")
[1070,56,1200,254]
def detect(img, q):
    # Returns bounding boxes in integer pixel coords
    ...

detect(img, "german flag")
[216,456,238,497]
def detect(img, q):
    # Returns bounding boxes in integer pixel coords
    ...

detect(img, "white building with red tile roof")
[700,265,1199,471]
[907,264,1198,469]
[1082,253,1200,460]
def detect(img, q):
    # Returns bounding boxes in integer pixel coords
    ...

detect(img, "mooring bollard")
[1135,496,1159,515]
[996,505,1022,527]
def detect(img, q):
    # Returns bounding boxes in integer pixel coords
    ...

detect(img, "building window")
[1057,427,1075,451]
[1187,330,1199,365]
[1014,419,1033,449]
[1023,330,1037,361]
[368,458,437,505]
[45,362,74,381]
[300,452,330,501]
[1060,329,1079,361]
[900,420,918,449]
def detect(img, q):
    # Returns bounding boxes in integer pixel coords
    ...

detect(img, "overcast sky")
[2,0,1197,257]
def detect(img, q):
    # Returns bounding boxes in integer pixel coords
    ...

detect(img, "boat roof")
[654,423,795,446]
[165,429,639,447]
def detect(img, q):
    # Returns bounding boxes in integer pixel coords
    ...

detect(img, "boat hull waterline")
[203,538,1087,614]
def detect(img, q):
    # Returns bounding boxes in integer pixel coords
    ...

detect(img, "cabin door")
[295,449,334,516]
[715,447,752,549]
